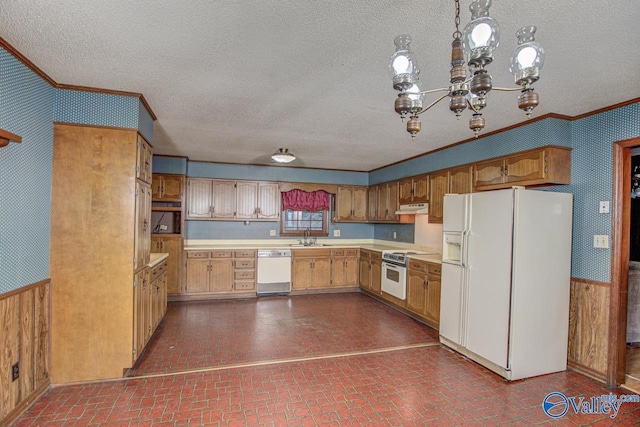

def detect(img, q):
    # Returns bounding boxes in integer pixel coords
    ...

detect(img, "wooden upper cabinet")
[374,182,399,222]
[134,182,152,270]
[473,146,571,191]
[257,182,280,220]
[428,171,449,224]
[152,174,184,201]
[399,175,429,204]
[187,179,213,219]
[136,135,152,184]
[335,185,367,222]
[448,165,473,194]
[187,178,280,221]
[367,186,378,221]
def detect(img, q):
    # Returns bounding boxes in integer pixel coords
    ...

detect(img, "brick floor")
[13,293,640,425]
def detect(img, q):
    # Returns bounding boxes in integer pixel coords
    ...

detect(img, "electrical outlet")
[11,361,19,382]
[599,201,610,214]
[593,235,609,248]
[269,229,276,236]
[393,231,397,239]
[333,230,341,237]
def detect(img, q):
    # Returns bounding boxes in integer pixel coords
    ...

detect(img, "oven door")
[381,261,407,300]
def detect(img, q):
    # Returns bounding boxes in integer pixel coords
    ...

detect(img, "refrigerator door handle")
[461,231,470,267]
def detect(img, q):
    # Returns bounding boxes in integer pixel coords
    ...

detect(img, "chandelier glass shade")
[271,148,296,163]
[389,0,545,138]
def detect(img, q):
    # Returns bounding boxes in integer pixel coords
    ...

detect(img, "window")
[281,209,328,236]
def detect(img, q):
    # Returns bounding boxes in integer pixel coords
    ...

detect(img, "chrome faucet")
[303,228,310,245]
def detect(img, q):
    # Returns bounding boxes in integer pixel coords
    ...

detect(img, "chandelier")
[389,0,545,138]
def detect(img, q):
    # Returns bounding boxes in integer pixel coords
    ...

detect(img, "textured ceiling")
[1,1,639,171]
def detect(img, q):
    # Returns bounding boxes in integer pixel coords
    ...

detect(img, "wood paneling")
[568,279,610,377]
[0,280,50,425]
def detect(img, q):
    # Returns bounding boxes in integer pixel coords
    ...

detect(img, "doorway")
[611,137,640,389]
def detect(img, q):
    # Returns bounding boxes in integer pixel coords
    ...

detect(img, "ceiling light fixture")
[389,0,545,138]
[271,148,296,163]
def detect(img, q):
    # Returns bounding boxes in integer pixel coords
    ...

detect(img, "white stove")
[381,249,435,266]
[380,249,438,301]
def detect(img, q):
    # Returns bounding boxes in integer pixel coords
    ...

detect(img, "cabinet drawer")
[370,251,382,260]
[408,260,428,273]
[211,250,233,258]
[235,250,257,258]
[235,259,255,269]
[234,270,255,280]
[331,249,345,257]
[234,281,256,291]
[186,251,209,259]
[345,249,359,257]
[293,249,332,258]
[428,264,441,275]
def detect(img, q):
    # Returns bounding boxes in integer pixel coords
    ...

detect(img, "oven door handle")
[383,262,403,269]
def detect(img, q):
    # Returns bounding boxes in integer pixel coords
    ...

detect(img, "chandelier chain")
[453,0,462,39]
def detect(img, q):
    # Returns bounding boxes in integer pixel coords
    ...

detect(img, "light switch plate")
[594,235,609,248]
[333,230,340,237]
[269,229,276,236]
[599,201,610,214]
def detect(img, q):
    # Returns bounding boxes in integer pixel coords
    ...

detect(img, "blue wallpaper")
[188,161,369,185]
[0,48,54,294]
[138,98,154,143]
[154,156,188,174]
[186,220,374,240]
[374,224,414,243]
[54,88,139,129]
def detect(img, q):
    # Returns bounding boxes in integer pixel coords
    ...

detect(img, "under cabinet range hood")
[395,203,429,215]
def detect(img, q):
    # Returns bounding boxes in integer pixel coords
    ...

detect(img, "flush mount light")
[271,148,296,163]
[389,0,545,138]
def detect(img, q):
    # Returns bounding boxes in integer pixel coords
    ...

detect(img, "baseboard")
[567,360,607,383]
[2,378,50,426]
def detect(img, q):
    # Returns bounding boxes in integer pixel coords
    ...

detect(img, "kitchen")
[1,0,640,424]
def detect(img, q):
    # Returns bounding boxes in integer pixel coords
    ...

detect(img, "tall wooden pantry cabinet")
[50,123,154,383]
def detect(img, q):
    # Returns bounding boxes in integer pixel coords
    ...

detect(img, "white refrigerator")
[440,188,573,380]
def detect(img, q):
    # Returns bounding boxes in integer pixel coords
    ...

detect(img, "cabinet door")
[152,174,163,200]
[376,185,388,220]
[473,158,505,189]
[370,259,382,294]
[160,175,184,201]
[161,236,183,295]
[210,259,234,292]
[428,172,449,224]
[367,186,378,221]
[236,181,258,219]
[386,182,399,221]
[212,180,237,218]
[133,269,147,362]
[449,166,472,194]
[257,182,280,220]
[406,269,427,315]
[332,257,347,287]
[413,175,429,203]
[311,258,332,288]
[352,187,368,221]
[398,178,414,205]
[425,274,441,327]
[505,149,545,184]
[359,257,370,289]
[292,259,313,289]
[136,136,152,183]
[134,182,152,270]
[343,256,359,286]
[185,259,210,293]
[335,186,354,221]
[187,179,213,219]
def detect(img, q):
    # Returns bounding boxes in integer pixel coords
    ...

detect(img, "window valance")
[281,189,331,211]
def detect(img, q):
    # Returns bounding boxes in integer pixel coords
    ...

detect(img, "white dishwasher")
[257,249,292,295]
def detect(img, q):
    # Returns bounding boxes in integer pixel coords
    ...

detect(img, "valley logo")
[542,391,640,419]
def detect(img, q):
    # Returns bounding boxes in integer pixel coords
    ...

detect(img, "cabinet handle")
[143,219,148,231]
[504,165,508,174]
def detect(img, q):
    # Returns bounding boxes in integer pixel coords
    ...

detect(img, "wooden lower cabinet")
[292,249,332,289]
[152,235,183,295]
[406,260,441,328]
[133,259,168,363]
[184,249,257,295]
[359,250,382,295]
[331,249,359,287]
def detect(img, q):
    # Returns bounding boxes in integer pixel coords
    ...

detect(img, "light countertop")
[149,252,169,267]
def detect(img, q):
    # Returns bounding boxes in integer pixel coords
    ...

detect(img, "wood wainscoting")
[0,279,51,425]
[567,277,610,382]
